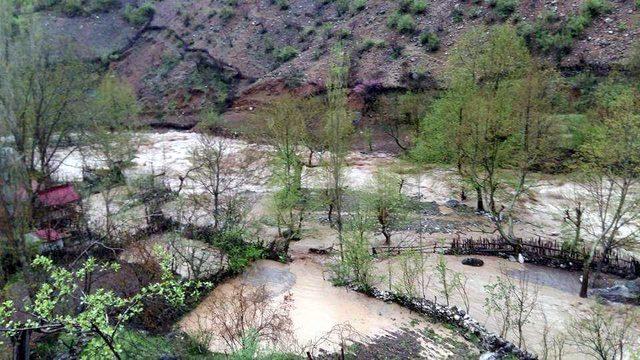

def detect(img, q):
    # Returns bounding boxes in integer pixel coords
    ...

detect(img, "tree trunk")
[579,262,590,298]
[475,186,484,212]
[13,330,31,360]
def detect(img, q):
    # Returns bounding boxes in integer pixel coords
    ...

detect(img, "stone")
[445,199,461,208]
[462,258,485,267]
[518,253,525,264]
[479,353,497,360]
[589,279,640,304]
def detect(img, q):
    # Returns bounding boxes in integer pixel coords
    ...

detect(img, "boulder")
[589,279,640,304]
[462,258,485,267]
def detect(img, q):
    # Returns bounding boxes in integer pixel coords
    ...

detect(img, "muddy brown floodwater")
[373,254,640,358]
[180,258,477,358]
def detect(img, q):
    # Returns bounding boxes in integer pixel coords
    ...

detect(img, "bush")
[62,0,82,16]
[451,8,463,23]
[581,0,610,19]
[396,14,416,34]
[219,6,235,21]
[360,38,386,52]
[494,0,518,19]
[123,2,155,26]
[89,0,118,13]
[275,46,299,62]
[274,0,289,10]
[411,0,428,14]
[353,0,367,11]
[335,0,350,15]
[336,28,351,39]
[419,31,440,51]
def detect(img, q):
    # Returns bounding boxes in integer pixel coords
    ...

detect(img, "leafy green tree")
[261,96,308,249]
[0,0,91,270]
[323,46,354,260]
[567,82,640,298]
[0,253,202,359]
[341,206,376,288]
[366,171,407,245]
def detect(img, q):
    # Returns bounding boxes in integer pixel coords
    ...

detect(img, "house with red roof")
[35,183,82,235]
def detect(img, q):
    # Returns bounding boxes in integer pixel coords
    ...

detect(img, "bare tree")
[199,283,294,352]
[568,305,638,360]
[188,135,259,231]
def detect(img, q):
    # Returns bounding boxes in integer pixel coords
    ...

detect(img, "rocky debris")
[589,279,640,305]
[348,284,538,360]
[462,258,485,267]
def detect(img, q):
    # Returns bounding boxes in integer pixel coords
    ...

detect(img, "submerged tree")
[323,46,354,260]
[565,81,640,298]
[366,171,407,245]
[261,96,308,250]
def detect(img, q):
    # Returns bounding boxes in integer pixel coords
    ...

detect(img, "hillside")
[41,0,639,127]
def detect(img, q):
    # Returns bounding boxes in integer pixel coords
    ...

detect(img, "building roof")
[37,183,81,207]
[34,228,63,242]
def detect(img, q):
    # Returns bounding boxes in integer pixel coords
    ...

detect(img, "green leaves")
[0,256,200,358]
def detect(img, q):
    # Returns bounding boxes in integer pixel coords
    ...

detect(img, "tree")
[0,1,92,270]
[484,272,538,348]
[566,82,640,298]
[0,2,90,184]
[340,206,376,288]
[323,47,354,260]
[366,171,407,245]
[188,135,259,231]
[383,91,431,152]
[568,305,639,360]
[81,73,140,246]
[0,253,200,360]
[261,96,308,250]
[195,283,294,352]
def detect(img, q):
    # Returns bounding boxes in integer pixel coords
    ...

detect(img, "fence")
[372,236,640,278]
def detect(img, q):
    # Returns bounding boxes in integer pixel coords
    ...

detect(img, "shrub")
[387,11,401,28]
[581,0,610,19]
[451,8,463,23]
[353,0,367,11]
[411,0,428,14]
[336,28,351,39]
[335,0,350,15]
[219,6,235,21]
[123,2,155,26]
[275,46,299,62]
[274,0,289,10]
[360,38,386,52]
[419,31,440,51]
[62,0,82,15]
[396,14,416,34]
[494,0,518,19]
[89,0,118,13]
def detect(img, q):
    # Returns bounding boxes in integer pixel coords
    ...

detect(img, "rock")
[589,279,640,304]
[518,253,525,264]
[462,258,485,267]
[479,353,497,360]
[445,199,461,208]
[508,255,517,262]
[309,245,333,255]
